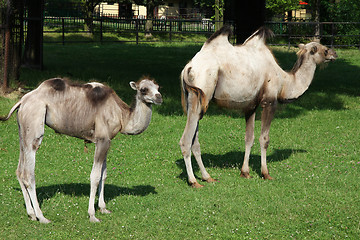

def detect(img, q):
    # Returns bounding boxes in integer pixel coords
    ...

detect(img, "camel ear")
[310,46,318,55]
[129,81,137,90]
[298,44,305,49]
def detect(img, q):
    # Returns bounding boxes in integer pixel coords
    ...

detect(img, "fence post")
[135,18,139,44]
[100,16,103,44]
[331,22,334,48]
[169,20,172,42]
[62,17,65,45]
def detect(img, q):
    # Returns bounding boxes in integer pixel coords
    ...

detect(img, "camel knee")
[16,168,33,188]
[179,139,191,157]
[245,134,255,148]
[32,135,43,151]
[259,135,270,149]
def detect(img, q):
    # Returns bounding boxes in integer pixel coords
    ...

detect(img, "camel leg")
[98,159,111,214]
[16,149,36,221]
[259,105,276,180]
[241,112,256,179]
[88,138,110,222]
[16,107,50,223]
[179,93,205,188]
[192,128,216,183]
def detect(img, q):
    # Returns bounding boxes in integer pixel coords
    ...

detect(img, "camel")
[179,26,337,188]
[0,77,162,223]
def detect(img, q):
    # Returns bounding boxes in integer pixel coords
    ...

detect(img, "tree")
[133,0,164,37]
[266,0,300,20]
[23,0,43,69]
[225,0,266,43]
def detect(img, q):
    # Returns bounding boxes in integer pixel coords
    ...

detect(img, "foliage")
[266,0,300,15]
[321,0,360,22]
[0,42,360,239]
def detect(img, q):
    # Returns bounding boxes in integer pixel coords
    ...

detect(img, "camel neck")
[122,96,152,135]
[280,57,317,101]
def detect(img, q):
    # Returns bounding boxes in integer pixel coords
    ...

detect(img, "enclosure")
[0,40,359,238]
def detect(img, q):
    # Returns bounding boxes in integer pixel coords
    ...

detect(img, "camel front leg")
[98,159,111,214]
[241,111,256,179]
[88,138,110,222]
[259,105,276,180]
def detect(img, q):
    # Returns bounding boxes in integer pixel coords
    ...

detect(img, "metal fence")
[265,21,360,48]
[38,16,360,48]
[41,16,232,44]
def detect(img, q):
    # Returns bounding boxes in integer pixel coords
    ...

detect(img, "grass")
[0,42,360,239]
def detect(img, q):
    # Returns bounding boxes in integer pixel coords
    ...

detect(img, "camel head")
[130,78,163,105]
[298,42,337,64]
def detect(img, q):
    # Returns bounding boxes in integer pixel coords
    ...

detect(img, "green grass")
[1,43,360,239]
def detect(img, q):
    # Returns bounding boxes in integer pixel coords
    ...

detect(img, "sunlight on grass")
[0,42,359,239]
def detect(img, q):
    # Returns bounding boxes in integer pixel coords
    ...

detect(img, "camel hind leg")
[241,111,256,179]
[192,129,216,183]
[179,91,213,188]
[16,104,50,223]
[259,104,276,180]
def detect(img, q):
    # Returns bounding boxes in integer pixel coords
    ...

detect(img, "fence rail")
[265,21,360,48]
[33,16,360,48]
[40,16,229,44]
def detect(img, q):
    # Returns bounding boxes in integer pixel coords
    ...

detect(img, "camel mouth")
[154,98,163,105]
[149,97,163,105]
[325,57,336,63]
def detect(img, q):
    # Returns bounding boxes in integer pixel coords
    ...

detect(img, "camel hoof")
[240,171,252,179]
[89,216,101,223]
[100,208,111,214]
[202,177,217,183]
[191,182,204,188]
[39,217,51,224]
[263,174,273,180]
[29,214,37,221]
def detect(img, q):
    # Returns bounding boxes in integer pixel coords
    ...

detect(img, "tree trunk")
[145,3,155,38]
[214,0,223,31]
[23,0,43,69]
[234,0,265,44]
[84,2,94,34]
[2,1,11,91]
[312,0,321,39]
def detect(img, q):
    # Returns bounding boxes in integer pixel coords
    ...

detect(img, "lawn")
[0,42,359,239]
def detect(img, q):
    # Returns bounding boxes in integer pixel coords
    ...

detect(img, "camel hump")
[206,25,233,44]
[243,26,274,45]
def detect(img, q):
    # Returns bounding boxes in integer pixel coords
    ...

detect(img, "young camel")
[0,77,162,223]
[179,26,337,188]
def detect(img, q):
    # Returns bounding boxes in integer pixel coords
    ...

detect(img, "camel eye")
[140,87,148,95]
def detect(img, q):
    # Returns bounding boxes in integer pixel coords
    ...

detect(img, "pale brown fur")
[179,26,337,187]
[0,77,162,223]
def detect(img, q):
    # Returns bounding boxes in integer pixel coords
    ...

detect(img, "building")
[96,0,198,19]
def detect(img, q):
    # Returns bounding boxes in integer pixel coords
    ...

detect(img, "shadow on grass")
[176,148,307,183]
[16,183,157,207]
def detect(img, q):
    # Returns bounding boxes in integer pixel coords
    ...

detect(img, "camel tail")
[181,67,208,120]
[0,101,21,121]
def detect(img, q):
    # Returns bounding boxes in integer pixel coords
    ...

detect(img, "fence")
[38,16,360,48]
[41,16,232,44]
[265,21,360,48]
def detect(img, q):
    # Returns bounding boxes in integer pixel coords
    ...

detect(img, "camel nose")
[155,93,163,104]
